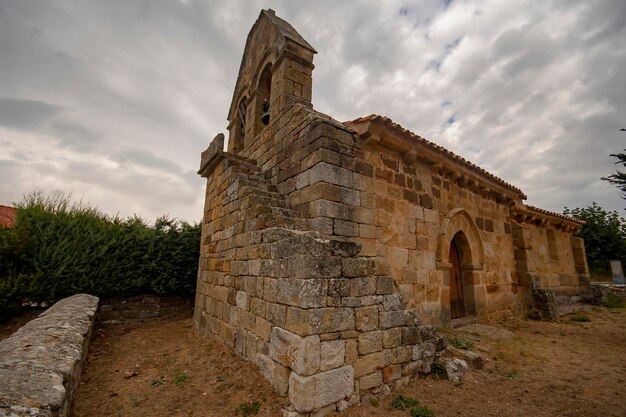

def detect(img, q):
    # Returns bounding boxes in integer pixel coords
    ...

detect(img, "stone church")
[194,9,590,415]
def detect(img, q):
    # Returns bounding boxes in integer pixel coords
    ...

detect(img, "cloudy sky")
[0,0,624,222]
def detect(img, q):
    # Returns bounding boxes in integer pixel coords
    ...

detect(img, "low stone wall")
[589,283,626,305]
[99,295,193,323]
[0,294,99,417]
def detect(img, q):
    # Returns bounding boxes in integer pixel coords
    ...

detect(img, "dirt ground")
[63,307,626,417]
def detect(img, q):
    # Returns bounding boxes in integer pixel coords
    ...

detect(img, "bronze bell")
[261,99,270,125]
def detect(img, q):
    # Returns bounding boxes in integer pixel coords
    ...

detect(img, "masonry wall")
[514,222,589,297]
[195,138,446,415]
[197,8,589,414]
[348,142,522,325]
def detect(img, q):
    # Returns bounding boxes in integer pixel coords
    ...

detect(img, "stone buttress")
[194,10,446,415]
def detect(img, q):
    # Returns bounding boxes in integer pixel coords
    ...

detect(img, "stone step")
[233,178,278,193]
[241,194,290,210]
[239,186,286,201]
[271,206,296,217]
[450,315,477,329]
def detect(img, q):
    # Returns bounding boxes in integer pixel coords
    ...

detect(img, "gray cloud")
[0,98,62,130]
[0,0,623,222]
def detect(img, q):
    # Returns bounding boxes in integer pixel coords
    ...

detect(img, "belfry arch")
[436,208,485,319]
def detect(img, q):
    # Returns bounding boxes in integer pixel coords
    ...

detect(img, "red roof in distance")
[0,205,17,228]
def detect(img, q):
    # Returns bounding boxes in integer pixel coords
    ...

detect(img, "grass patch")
[504,370,520,379]
[391,395,436,417]
[150,376,166,387]
[172,370,190,385]
[449,337,474,351]
[604,294,623,308]
[410,405,436,417]
[236,400,261,416]
[430,360,446,377]
[370,398,380,407]
[570,313,591,322]
[391,395,419,410]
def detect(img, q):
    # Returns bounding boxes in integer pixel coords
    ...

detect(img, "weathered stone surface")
[236,291,249,310]
[355,305,378,332]
[379,311,404,329]
[270,327,320,376]
[310,403,337,417]
[359,371,383,391]
[256,353,291,396]
[382,364,402,383]
[286,307,355,336]
[289,366,354,412]
[320,340,345,371]
[357,331,382,355]
[0,294,98,417]
[382,328,402,348]
[277,278,327,308]
[442,358,469,384]
[353,351,387,378]
[193,8,591,415]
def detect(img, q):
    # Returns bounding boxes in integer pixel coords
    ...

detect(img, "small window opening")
[547,229,559,260]
[254,64,272,134]
[231,97,247,153]
[261,99,270,126]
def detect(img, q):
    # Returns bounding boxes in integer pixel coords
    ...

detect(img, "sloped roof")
[525,205,585,225]
[0,205,16,228]
[227,9,316,122]
[261,9,316,53]
[347,114,526,198]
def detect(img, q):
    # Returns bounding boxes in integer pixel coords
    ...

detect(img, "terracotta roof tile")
[525,205,585,225]
[0,205,16,228]
[346,114,526,198]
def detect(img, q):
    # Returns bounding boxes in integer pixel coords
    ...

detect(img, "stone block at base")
[289,365,354,413]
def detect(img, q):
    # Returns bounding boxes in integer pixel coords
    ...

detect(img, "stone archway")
[436,208,485,319]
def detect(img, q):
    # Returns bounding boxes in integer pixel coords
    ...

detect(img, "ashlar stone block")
[270,327,320,376]
[289,365,354,413]
[320,340,345,371]
[277,278,327,308]
[355,305,378,332]
[358,330,382,355]
[256,353,291,396]
[359,371,382,391]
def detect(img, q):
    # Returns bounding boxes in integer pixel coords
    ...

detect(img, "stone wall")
[351,139,522,324]
[99,295,193,324]
[0,294,98,417]
[196,134,446,415]
[195,8,590,415]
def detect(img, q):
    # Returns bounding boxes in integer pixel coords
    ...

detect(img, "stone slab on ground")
[455,323,513,340]
[556,303,593,316]
[0,294,99,417]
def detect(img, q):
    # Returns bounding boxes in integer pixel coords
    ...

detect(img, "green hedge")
[0,193,201,321]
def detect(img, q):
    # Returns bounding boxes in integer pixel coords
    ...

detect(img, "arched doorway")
[437,209,484,321]
[448,231,478,319]
[449,237,465,319]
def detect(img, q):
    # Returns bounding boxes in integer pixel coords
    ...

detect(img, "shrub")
[570,314,591,322]
[430,360,446,377]
[391,395,419,410]
[504,370,520,379]
[236,400,261,416]
[604,294,623,308]
[449,337,474,351]
[0,192,201,321]
[410,405,436,417]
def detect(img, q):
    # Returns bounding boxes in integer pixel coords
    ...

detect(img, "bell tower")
[226,9,317,154]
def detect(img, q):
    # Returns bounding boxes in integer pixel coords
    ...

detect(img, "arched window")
[255,64,272,134]
[231,96,247,154]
